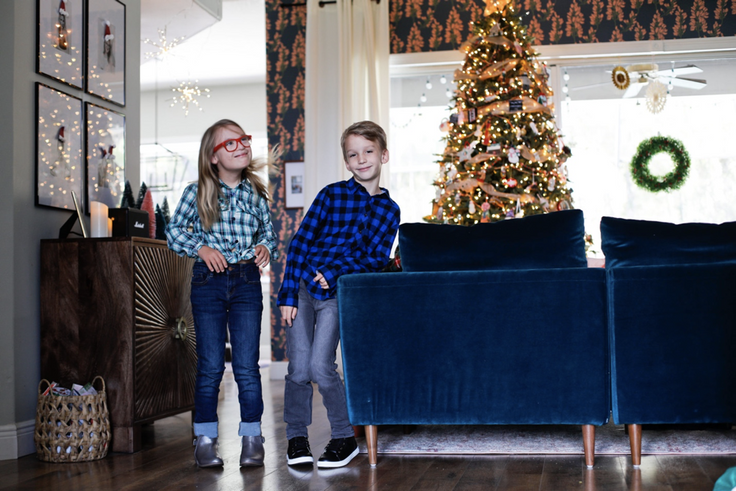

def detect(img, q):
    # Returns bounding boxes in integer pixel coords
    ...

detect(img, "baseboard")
[0,420,35,460]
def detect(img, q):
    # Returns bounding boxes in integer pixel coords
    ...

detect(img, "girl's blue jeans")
[190,261,263,438]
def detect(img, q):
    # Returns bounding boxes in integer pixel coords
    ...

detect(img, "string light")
[170,81,210,116]
[143,27,184,60]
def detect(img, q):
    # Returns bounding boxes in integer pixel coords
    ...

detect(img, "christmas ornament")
[611,66,630,90]
[547,177,556,191]
[481,202,491,223]
[469,201,476,214]
[458,143,475,162]
[506,177,517,188]
[507,148,519,163]
[645,80,667,114]
[630,136,690,192]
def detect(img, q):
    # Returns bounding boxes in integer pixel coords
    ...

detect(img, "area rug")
[357,422,736,455]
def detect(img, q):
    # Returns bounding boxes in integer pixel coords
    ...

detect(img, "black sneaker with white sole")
[317,436,359,468]
[287,436,314,466]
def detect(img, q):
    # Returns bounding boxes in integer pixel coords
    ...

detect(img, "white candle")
[107,217,113,237]
[90,201,109,238]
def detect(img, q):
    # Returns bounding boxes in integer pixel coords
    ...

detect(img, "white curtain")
[338,0,390,187]
[304,0,340,209]
[304,0,390,207]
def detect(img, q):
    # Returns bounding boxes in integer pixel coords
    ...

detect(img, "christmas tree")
[135,182,148,209]
[120,180,136,208]
[140,188,156,239]
[427,0,573,226]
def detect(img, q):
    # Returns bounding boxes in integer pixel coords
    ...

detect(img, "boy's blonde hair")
[196,119,270,231]
[340,121,387,162]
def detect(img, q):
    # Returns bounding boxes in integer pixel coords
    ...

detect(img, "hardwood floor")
[3,367,735,490]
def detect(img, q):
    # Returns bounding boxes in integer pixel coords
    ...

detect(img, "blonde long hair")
[196,119,271,230]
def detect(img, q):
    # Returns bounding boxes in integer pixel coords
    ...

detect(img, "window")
[389,40,736,254]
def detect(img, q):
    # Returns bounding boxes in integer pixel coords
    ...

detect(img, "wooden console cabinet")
[40,237,197,453]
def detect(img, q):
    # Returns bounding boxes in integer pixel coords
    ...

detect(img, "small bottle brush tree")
[427,0,574,226]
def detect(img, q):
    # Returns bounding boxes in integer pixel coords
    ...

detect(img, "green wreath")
[630,136,690,192]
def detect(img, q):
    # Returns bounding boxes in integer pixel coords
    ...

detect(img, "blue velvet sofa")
[337,210,610,467]
[601,216,736,466]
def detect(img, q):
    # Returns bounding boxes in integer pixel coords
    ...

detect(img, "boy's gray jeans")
[284,281,353,441]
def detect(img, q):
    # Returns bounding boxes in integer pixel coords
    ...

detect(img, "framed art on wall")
[86,102,126,209]
[36,83,84,210]
[86,0,125,106]
[37,0,84,89]
[284,161,305,209]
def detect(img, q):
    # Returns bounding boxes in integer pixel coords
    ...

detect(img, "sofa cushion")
[399,209,588,272]
[600,216,736,268]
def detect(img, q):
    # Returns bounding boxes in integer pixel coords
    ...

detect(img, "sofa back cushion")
[600,216,736,268]
[399,209,588,272]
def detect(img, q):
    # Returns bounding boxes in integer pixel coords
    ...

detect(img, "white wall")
[0,0,141,460]
[140,82,267,144]
[139,80,272,359]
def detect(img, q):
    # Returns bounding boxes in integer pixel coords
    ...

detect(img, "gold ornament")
[611,66,630,90]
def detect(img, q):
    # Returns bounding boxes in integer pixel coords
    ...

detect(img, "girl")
[166,119,278,468]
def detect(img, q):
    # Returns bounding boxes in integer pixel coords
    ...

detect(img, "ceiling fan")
[610,63,706,113]
[611,63,707,97]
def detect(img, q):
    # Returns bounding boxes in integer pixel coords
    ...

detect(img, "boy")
[277,121,400,468]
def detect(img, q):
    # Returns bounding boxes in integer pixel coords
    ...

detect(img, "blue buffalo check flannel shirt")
[166,180,279,263]
[277,177,400,307]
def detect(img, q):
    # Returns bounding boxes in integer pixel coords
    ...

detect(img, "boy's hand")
[280,306,297,327]
[313,271,329,290]
[254,244,270,268]
[198,246,227,273]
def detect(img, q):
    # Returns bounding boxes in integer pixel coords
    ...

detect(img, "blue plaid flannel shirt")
[166,180,279,263]
[277,177,400,307]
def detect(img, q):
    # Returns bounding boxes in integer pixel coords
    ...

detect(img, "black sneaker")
[317,436,359,468]
[287,436,313,466]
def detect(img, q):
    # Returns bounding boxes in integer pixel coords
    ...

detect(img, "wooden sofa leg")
[582,424,595,468]
[366,425,378,467]
[628,424,642,466]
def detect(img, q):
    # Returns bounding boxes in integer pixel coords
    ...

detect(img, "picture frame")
[36,83,85,210]
[37,0,84,89]
[86,102,125,209]
[284,161,305,209]
[58,190,89,238]
[86,0,125,106]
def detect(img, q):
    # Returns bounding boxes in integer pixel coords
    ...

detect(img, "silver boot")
[240,436,265,467]
[193,435,224,468]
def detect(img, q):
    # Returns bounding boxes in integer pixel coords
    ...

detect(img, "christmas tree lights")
[426,0,574,226]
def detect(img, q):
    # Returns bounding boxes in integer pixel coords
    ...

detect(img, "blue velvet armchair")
[337,210,610,467]
[602,216,736,465]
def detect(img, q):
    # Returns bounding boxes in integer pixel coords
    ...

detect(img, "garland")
[630,136,690,192]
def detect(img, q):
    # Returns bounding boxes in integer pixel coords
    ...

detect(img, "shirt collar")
[347,176,390,199]
[219,178,251,192]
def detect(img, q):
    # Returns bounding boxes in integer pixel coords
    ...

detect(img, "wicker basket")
[34,376,111,462]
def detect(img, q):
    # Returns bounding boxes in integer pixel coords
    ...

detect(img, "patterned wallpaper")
[265,0,734,361]
[390,0,736,53]
[266,0,306,361]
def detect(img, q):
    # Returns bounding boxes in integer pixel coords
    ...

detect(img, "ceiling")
[139,0,266,92]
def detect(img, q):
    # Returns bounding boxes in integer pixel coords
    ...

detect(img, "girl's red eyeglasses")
[213,135,252,153]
